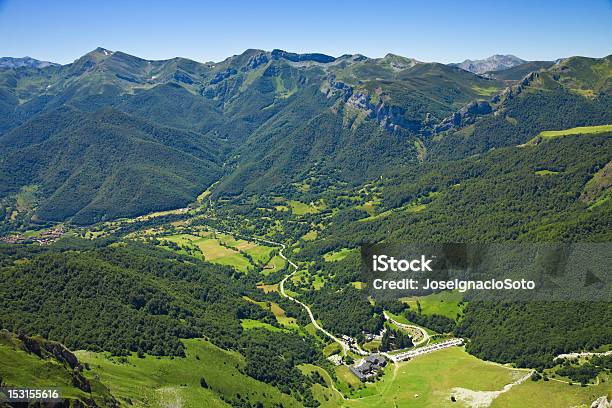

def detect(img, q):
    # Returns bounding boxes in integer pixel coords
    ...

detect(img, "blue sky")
[0,0,610,64]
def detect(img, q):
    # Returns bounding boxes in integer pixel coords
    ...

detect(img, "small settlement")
[349,354,387,382]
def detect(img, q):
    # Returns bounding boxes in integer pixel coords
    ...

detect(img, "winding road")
[240,236,357,356]
[276,243,353,356]
[383,311,430,346]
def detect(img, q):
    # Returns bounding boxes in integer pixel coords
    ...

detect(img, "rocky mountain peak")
[450,54,526,74]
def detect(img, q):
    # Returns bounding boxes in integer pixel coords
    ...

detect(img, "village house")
[349,354,387,382]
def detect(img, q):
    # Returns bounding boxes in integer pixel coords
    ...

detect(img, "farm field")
[491,377,611,408]
[287,200,324,215]
[538,124,612,139]
[161,232,275,273]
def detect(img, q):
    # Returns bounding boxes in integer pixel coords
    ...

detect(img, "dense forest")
[457,301,612,369]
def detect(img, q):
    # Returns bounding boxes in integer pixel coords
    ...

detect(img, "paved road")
[553,350,612,361]
[276,245,355,356]
[245,236,357,356]
[383,311,430,346]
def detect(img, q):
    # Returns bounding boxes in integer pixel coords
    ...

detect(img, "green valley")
[0,37,611,408]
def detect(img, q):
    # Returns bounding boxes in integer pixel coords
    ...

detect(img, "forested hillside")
[6,48,590,226]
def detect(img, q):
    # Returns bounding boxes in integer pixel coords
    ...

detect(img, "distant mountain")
[450,54,526,74]
[0,56,59,69]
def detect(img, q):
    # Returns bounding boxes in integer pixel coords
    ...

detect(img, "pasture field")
[344,347,524,407]
[162,232,275,273]
[262,254,287,274]
[491,377,611,408]
[302,230,318,241]
[298,364,343,407]
[323,247,356,262]
[76,339,301,408]
[525,124,612,145]
[535,169,560,175]
[241,319,287,332]
[538,124,612,139]
[400,290,465,319]
[287,200,323,215]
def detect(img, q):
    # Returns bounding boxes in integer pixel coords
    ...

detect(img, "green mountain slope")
[430,55,612,160]
[0,50,610,227]
[0,106,222,224]
[0,330,117,407]
[486,60,554,80]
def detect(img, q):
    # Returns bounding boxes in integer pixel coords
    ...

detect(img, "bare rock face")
[491,71,540,104]
[345,92,412,132]
[591,396,612,408]
[450,54,526,74]
[18,333,79,369]
[435,100,492,132]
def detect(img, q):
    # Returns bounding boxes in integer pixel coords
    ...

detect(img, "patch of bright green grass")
[344,347,525,407]
[539,124,612,138]
[362,340,381,353]
[287,200,323,215]
[323,342,342,357]
[492,373,610,408]
[472,85,501,96]
[76,339,301,408]
[0,341,113,406]
[240,319,287,332]
[262,254,287,275]
[357,199,381,216]
[400,291,465,320]
[525,124,612,146]
[302,230,318,241]
[313,275,326,290]
[323,248,356,262]
[351,281,365,289]
[298,364,343,407]
[535,169,560,175]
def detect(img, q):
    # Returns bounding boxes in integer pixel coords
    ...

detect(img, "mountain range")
[0,48,610,227]
[0,56,59,69]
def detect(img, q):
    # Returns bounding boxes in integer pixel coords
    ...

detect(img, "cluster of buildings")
[390,338,464,363]
[349,354,387,382]
[0,226,64,246]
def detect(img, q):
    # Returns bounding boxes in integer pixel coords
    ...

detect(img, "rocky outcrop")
[72,367,92,393]
[322,76,353,100]
[491,71,540,104]
[591,396,612,408]
[18,333,79,369]
[323,76,419,132]
[210,68,237,84]
[245,52,269,70]
[271,49,335,64]
[14,332,94,394]
[435,100,492,132]
[345,92,413,132]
